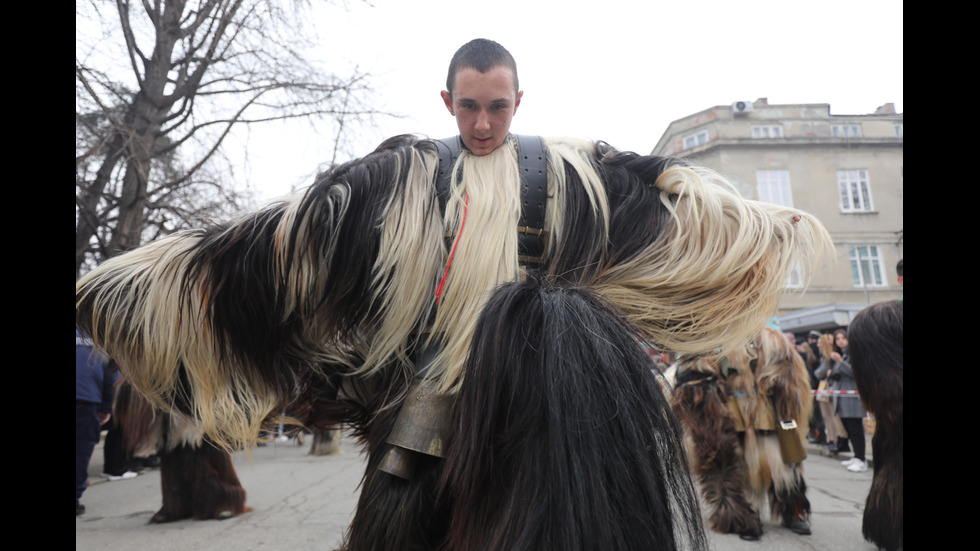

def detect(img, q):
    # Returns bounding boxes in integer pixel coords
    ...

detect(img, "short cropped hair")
[446,38,519,98]
[896,259,903,277]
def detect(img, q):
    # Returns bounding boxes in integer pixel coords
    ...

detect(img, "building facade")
[652,99,903,332]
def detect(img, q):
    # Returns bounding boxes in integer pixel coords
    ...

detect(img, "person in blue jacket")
[76,327,118,516]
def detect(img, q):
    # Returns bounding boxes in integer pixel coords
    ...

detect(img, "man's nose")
[475,110,490,131]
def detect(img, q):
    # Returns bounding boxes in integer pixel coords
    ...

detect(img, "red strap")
[435,194,468,305]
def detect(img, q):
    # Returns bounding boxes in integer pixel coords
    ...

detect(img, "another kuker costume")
[670,326,815,540]
[76,134,831,550]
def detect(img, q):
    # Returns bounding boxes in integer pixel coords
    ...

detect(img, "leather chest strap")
[433,135,549,267]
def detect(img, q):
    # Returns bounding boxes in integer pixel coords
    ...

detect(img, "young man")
[440,39,522,156]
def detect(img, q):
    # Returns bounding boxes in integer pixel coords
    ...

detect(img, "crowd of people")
[796,258,902,478]
[797,328,869,471]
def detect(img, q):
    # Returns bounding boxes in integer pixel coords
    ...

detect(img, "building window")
[751,125,784,139]
[894,124,903,137]
[849,245,886,287]
[682,130,708,150]
[837,169,874,212]
[756,170,794,207]
[832,124,862,138]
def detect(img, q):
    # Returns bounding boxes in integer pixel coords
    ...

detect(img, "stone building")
[652,99,903,332]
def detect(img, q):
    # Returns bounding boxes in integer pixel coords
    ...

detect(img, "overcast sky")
[238,0,903,201]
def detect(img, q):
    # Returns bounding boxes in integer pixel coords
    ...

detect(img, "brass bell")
[378,377,455,479]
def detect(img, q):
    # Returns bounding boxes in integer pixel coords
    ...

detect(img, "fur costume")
[671,326,814,539]
[113,380,251,523]
[848,300,903,551]
[76,134,831,550]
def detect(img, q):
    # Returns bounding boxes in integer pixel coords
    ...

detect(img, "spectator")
[76,327,119,516]
[828,329,867,472]
[798,330,825,443]
[813,333,846,453]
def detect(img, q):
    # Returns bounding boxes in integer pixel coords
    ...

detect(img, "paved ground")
[78,434,363,550]
[77,432,879,551]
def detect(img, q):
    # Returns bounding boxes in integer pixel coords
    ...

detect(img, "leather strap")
[514,135,548,268]
[433,135,549,268]
[433,136,464,219]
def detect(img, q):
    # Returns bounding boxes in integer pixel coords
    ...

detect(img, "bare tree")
[76,0,381,279]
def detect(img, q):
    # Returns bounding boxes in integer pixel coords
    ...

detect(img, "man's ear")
[441,90,455,116]
[514,90,523,113]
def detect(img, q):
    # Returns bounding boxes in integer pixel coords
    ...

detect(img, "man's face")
[441,65,522,156]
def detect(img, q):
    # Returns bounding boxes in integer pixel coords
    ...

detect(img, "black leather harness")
[433,134,549,269]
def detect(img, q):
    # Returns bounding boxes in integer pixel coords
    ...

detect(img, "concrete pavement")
[77,431,878,551]
[78,433,364,550]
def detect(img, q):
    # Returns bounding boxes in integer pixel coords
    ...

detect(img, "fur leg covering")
[768,462,810,526]
[114,380,250,523]
[439,281,706,551]
[671,365,762,538]
[152,441,250,523]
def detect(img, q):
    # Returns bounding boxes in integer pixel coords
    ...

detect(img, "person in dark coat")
[76,327,118,516]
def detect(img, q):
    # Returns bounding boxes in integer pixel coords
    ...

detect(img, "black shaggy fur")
[769,472,809,528]
[441,281,706,551]
[848,300,903,551]
[186,135,440,403]
[548,144,675,283]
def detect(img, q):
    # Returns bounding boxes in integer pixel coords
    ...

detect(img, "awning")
[776,303,869,333]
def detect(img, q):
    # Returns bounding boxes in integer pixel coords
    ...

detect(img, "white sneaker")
[841,457,858,467]
[846,459,868,473]
[103,471,138,481]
